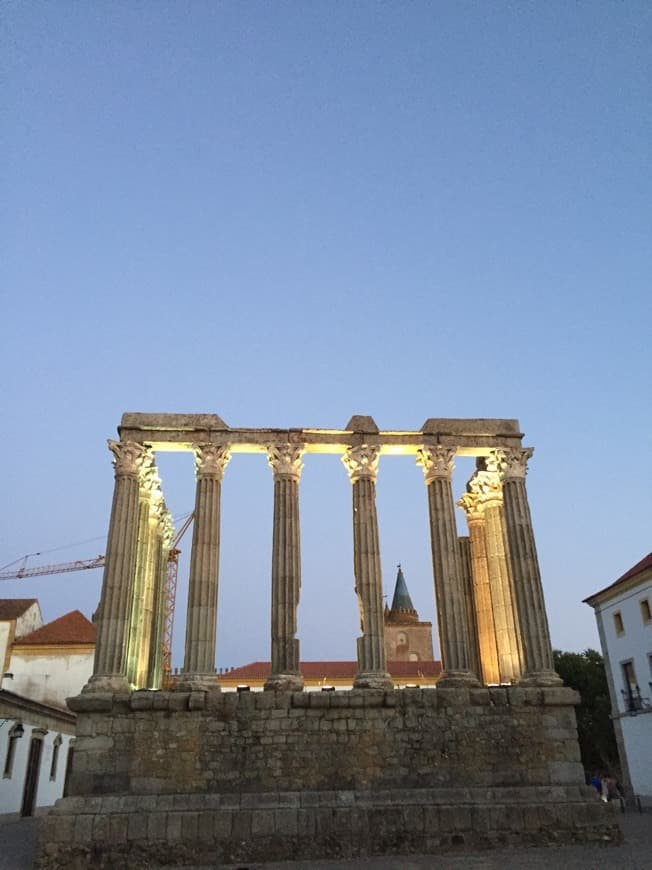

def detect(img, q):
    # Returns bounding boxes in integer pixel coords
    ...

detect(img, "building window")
[621,660,642,713]
[613,611,625,636]
[50,735,62,781]
[3,722,24,778]
[640,598,651,625]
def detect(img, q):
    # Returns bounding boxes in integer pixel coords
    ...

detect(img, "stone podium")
[36,414,618,867]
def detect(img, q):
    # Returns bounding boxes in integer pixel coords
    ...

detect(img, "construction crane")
[0,512,195,680]
[0,555,105,580]
[162,512,194,680]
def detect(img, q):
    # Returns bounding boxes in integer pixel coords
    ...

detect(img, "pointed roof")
[390,565,416,613]
[0,599,38,620]
[14,610,96,646]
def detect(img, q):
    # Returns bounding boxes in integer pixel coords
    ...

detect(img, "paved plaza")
[2,810,650,870]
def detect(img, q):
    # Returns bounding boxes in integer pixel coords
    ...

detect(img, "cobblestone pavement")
[0,816,37,870]
[220,813,652,870]
[2,811,650,870]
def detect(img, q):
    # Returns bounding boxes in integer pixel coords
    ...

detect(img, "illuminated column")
[342,445,393,690]
[126,460,161,688]
[180,444,231,690]
[457,492,500,685]
[147,509,174,689]
[85,440,150,693]
[265,443,305,692]
[416,445,477,686]
[492,448,561,686]
[458,535,481,679]
[468,466,521,683]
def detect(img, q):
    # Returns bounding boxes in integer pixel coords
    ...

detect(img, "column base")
[353,671,394,690]
[437,669,481,688]
[82,674,130,694]
[519,669,563,687]
[264,673,304,692]
[175,673,220,692]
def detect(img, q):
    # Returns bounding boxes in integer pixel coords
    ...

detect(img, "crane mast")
[1,512,195,681]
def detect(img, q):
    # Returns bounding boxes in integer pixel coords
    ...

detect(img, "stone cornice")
[117,414,524,456]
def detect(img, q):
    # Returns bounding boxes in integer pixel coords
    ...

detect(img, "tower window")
[640,598,651,625]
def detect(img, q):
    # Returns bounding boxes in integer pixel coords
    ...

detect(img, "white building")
[584,552,652,802]
[0,602,95,817]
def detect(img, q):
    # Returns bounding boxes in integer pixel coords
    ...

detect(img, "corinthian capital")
[467,469,502,507]
[416,445,456,482]
[267,443,304,481]
[342,444,380,483]
[490,447,534,481]
[108,440,150,477]
[194,444,231,480]
[457,491,483,522]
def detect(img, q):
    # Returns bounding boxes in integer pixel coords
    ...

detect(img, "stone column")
[491,448,561,686]
[458,535,481,680]
[147,508,174,689]
[342,445,393,690]
[85,440,150,693]
[457,492,500,685]
[265,443,305,692]
[416,445,477,687]
[468,466,521,683]
[126,460,161,688]
[180,444,231,690]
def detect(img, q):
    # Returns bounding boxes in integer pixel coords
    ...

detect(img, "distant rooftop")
[584,551,652,605]
[222,660,442,681]
[14,610,96,646]
[0,598,38,620]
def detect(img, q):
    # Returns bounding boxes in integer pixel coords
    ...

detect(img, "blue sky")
[2,2,650,670]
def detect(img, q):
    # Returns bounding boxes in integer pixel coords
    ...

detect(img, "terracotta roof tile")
[584,551,652,604]
[222,660,442,680]
[15,610,96,646]
[0,599,38,620]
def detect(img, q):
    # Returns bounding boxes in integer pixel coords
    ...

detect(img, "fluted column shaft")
[87,440,150,693]
[463,504,500,685]
[147,510,173,689]
[417,446,477,686]
[467,468,521,683]
[265,444,304,691]
[126,460,160,687]
[342,446,393,690]
[492,448,560,686]
[458,536,481,679]
[181,444,230,689]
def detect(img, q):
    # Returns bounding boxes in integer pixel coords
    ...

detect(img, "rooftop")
[0,598,38,620]
[584,551,652,605]
[221,660,442,681]
[14,610,96,646]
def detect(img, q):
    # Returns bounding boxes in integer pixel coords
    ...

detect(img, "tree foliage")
[553,648,619,776]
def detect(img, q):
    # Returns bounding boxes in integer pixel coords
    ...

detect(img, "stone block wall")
[36,686,620,867]
[66,686,584,797]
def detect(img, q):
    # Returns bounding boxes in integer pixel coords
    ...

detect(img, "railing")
[621,685,651,714]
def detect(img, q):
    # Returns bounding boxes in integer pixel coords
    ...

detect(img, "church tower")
[383,565,434,662]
